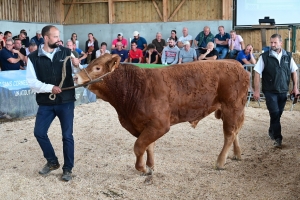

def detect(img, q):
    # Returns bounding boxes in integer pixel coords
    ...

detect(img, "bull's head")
[75,54,121,85]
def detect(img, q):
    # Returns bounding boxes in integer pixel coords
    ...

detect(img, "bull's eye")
[96,67,100,70]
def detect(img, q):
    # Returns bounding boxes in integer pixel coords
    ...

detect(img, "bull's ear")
[106,54,121,72]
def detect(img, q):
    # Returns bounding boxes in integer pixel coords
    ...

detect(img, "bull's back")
[151,60,248,123]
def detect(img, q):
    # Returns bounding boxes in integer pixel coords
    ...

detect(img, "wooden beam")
[62,0,141,5]
[168,0,186,21]
[162,0,168,22]
[222,0,232,20]
[108,0,114,24]
[152,0,162,21]
[19,0,23,21]
[63,0,76,24]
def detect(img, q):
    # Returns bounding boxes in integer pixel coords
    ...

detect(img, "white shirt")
[26,44,82,93]
[178,35,193,43]
[96,49,110,58]
[254,50,298,75]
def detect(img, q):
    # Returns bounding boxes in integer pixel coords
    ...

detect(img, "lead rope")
[49,56,72,100]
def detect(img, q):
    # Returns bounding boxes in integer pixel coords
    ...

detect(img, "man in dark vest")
[26,25,81,181]
[253,34,299,148]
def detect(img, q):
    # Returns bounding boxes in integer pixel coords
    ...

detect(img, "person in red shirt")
[129,41,143,63]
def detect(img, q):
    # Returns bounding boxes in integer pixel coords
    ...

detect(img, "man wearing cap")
[30,30,44,47]
[178,41,197,64]
[111,33,128,50]
[131,31,147,55]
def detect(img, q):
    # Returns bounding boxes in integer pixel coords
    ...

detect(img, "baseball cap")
[117,32,123,36]
[36,30,41,34]
[183,41,190,46]
[133,31,139,36]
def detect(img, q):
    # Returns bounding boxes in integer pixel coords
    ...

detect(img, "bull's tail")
[214,109,222,120]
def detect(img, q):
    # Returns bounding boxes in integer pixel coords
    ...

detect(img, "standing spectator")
[26,25,81,181]
[131,31,147,55]
[3,31,12,43]
[70,33,79,49]
[194,26,214,58]
[111,41,128,62]
[228,30,245,59]
[145,44,158,64]
[178,41,197,64]
[111,33,128,50]
[166,30,178,44]
[96,42,110,58]
[161,37,180,65]
[177,27,193,49]
[13,38,27,69]
[30,30,44,46]
[85,33,99,64]
[236,44,256,65]
[214,26,230,59]
[0,38,25,71]
[152,32,166,63]
[253,34,299,148]
[198,42,218,60]
[129,41,143,63]
[0,32,5,50]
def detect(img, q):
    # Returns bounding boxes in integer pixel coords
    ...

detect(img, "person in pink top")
[228,30,245,59]
[111,33,128,50]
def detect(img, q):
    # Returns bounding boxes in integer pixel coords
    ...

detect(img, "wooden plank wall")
[0,0,59,23]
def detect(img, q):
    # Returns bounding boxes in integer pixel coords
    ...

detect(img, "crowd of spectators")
[0,25,258,72]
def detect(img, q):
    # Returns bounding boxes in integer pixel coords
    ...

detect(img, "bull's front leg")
[134,139,154,176]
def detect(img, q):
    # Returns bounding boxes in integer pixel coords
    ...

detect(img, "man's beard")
[169,44,174,48]
[271,46,280,51]
[48,42,58,49]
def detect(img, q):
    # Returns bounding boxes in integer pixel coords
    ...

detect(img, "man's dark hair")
[21,31,27,37]
[14,38,21,42]
[29,42,37,47]
[270,34,282,42]
[147,43,156,49]
[4,31,11,36]
[101,42,107,47]
[41,25,56,37]
[131,41,137,45]
[168,37,175,41]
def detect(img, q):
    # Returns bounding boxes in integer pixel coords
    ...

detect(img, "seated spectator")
[3,31,12,43]
[214,26,230,59]
[178,41,197,64]
[85,33,99,64]
[70,33,79,49]
[161,37,180,65]
[152,32,166,63]
[111,41,128,62]
[30,30,44,46]
[0,32,5,50]
[129,41,143,63]
[236,44,256,65]
[96,42,110,58]
[66,40,87,64]
[13,29,29,47]
[228,30,245,59]
[194,26,214,58]
[177,27,193,49]
[145,44,158,64]
[166,30,178,44]
[198,42,218,60]
[26,42,37,55]
[111,33,128,50]
[132,31,147,55]
[13,38,27,69]
[0,38,25,71]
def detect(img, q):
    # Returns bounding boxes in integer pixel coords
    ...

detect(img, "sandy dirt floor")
[0,99,300,200]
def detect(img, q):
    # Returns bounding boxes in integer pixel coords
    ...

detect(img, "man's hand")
[52,86,62,94]
[253,90,260,101]
[205,49,212,55]
[12,49,19,54]
[71,57,80,67]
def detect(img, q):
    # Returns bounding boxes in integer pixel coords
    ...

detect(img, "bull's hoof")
[215,166,225,170]
[231,155,242,161]
[141,165,154,176]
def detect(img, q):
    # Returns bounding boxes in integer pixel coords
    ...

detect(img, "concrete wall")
[0,21,63,42]
[63,20,232,50]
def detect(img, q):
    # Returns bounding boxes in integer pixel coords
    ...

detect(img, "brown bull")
[75,54,249,175]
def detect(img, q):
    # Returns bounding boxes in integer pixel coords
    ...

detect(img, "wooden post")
[222,0,232,20]
[163,0,168,22]
[19,0,23,21]
[108,0,114,24]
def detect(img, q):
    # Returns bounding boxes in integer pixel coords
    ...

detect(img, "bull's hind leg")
[216,108,244,170]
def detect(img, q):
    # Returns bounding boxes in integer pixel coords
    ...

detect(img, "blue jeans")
[34,102,75,170]
[229,49,240,59]
[216,47,229,59]
[264,92,287,141]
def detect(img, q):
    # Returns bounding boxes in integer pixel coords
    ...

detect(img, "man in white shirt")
[177,27,193,49]
[26,25,81,182]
